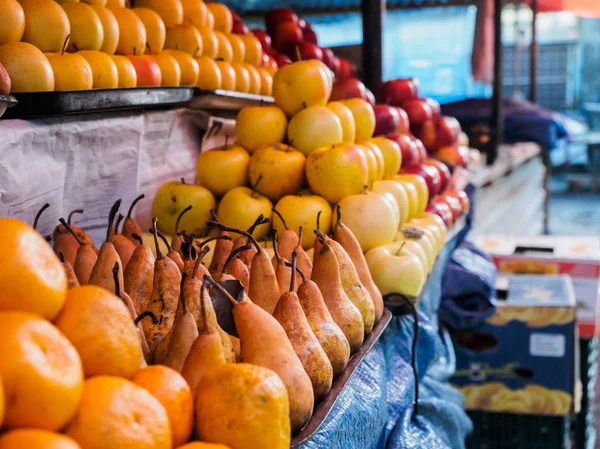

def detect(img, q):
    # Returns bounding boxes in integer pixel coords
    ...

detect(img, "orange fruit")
[65,376,171,449]
[0,312,83,430]
[257,67,273,96]
[132,365,194,448]
[195,363,290,449]
[244,63,261,95]
[0,374,4,426]
[0,218,67,320]
[196,56,221,90]
[215,60,235,91]
[177,443,231,449]
[231,63,250,93]
[0,429,81,449]
[206,2,232,33]
[54,285,143,379]
[213,30,233,62]
[227,33,245,63]
[198,28,218,59]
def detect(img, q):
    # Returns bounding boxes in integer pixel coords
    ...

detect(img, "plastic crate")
[574,337,598,449]
[467,412,571,449]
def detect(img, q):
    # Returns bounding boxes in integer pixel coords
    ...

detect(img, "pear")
[88,200,123,293]
[59,218,98,285]
[122,194,145,245]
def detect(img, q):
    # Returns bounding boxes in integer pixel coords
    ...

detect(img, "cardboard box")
[451,275,579,416]
[475,235,600,339]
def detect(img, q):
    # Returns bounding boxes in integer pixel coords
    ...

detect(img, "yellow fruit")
[206,2,232,33]
[108,6,147,56]
[239,34,262,66]
[149,52,181,86]
[65,376,171,449]
[196,143,250,196]
[132,7,166,55]
[227,33,245,63]
[105,0,124,5]
[356,143,377,189]
[198,28,218,58]
[257,67,273,96]
[162,49,199,85]
[286,106,344,156]
[46,52,93,91]
[392,174,428,216]
[372,180,410,226]
[0,312,83,430]
[81,0,107,5]
[327,101,356,142]
[0,42,54,93]
[164,23,203,56]
[361,141,385,181]
[245,63,261,95]
[273,194,332,249]
[111,54,137,87]
[0,429,81,449]
[0,0,25,46]
[231,62,250,93]
[195,55,221,90]
[78,50,119,88]
[235,105,287,153]
[19,0,71,52]
[180,0,208,29]
[248,143,306,202]
[217,187,273,241]
[134,0,183,27]
[0,375,4,426]
[273,60,329,116]
[215,60,235,90]
[92,6,119,55]
[371,136,402,178]
[341,98,376,142]
[214,30,233,61]
[62,2,104,52]
[391,177,419,220]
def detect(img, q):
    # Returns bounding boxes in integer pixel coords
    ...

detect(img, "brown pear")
[122,194,145,244]
[208,276,314,434]
[59,252,80,289]
[231,214,268,266]
[59,218,98,285]
[89,200,124,293]
[219,242,252,293]
[273,230,298,296]
[110,213,136,267]
[311,231,364,353]
[271,207,299,264]
[52,207,79,266]
[134,311,158,365]
[274,253,333,402]
[124,234,155,315]
[171,205,193,255]
[294,226,313,279]
[157,229,185,272]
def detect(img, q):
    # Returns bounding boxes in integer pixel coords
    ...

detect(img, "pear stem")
[59,218,84,246]
[204,275,240,306]
[62,34,70,55]
[246,214,269,237]
[271,208,288,230]
[180,271,189,315]
[285,260,306,283]
[222,242,252,273]
[175,205,193,234]
[199,281,209,333]
[33,203,50,231]
[316,210,322,231]
[106,200,121,242]
[112,262,122,297]
[314,228,328,246]
[151,218,163,259]
[396,241,407,256]
[126,194,145,220]
[198,235,232,248]
[67,209,84,225]
[197,245,211,263]
[289,251,297,292]
[155,229,172,253]
[206,221,261,251]
[251,174,263,199]
[297,226,303,247]
[135,311,159,325]
[132,233,143,245]
[272,229,281,262]
[58,251,65,263]
[115,214,124,235]
[192,254,203,279]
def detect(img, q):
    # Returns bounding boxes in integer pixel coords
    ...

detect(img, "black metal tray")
[0,94,17,118]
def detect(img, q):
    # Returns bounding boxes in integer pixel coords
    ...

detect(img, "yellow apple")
[341,98,375,142]
[132,8,166,55]
[305,142,369,204]
[92,6,119,55]
[147,52,180,86]
[46,52,93,91]
[195,55,221,90]
[134,0,183,26]
[395,229,436,272]
[365,243,426,297]
[414,212,448,246]
[0,0,25,46]
[108,6,147,56]
[240,34,262,66]
[231,62,250,93]
[286,106,343,157]
[111,54,136,87]
[215,60,235,90]
[273,194,332,250]
[372,180,410,227]
[356,143,376,189]
[152,179,216,236]
[206,2,231,33]
[327,101,356,142]
[0,42,54,92]
[164,23,202,56]
[335,191,398,252]
[20,0,71,53]
[361,141,384,181]
[214,30,233,62]
[407,219,444,253]
[180,0,207,29]
[248,143,306,202]
[78,50,118,88]
[244,63,261,95]
[62,2,104,52]
[391,174,428,217]
[273,60,330,117]
[217,186,273,240]
[162,49,198,85]
[198,28,218,59]
[196,143,250,196]
[388,177,420,221]
[257,67,272,96]
[235,105,287,153]
[371,137,402,178]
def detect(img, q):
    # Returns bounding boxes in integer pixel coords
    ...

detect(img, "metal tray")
[190,89,273,111]
[0,94,17,118]
[2,87,195,119]
[290,307,393,447]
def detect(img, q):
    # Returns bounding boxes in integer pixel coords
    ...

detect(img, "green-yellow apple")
[0,0,25,46]
[396,228,436,271]
[235,105,287,153]
[326,101,356,142]
[132,7,166,55]
[370,136,402,178]
[306,142,369,204]
[415,211,448,240]
[273,60,330,116]
[273,194,332,250]
[248,143,306,202]
[404,219,444,253]
[365,242,426,297]
[196,143,250,196]
[0,42,54,92]
[162,49,198,85]
[62,2,104,51]
[397,237,429,273]
[335,191,397,252]
[134,0,183,26]
[381,190,401,230]
[372,179,410,227]
[286,106,343,156]
[164,23,202,56]
[20,0,71,52]
[217,186,273,240]
[152,179,216,236]
[127,55,161,86]
[45,52,93,91]
[111,54,136,87]
[146,52,181,86]
[78,50,118,88]
[91,5,119,55]
[390,174,428,218]
[341,98,375,142]
[108,6,147,56]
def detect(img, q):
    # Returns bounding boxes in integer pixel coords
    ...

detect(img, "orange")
[0,218,67,320]
[206,2,232,33]
[65,376,171,449]
[132,365,194,448]
[0,374,4,426]
[54,285,143,379]
[257,67,273,96]
[239,34,262,66]
[196,56,221,90]
[0,429,81,449]
[177,443,231,449]
[0,312,83,430]
[215,60,235,91]
[231,63,250,93]
[198,28,218,59]
[244,63,261,95]
[227,33,245,63]
[195,363,290,449]
[213,30,233,62]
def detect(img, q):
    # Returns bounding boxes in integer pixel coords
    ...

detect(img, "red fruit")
[435,194,462,220]
[403,97,433,128]
[230,10,241,21]
[265,8,298,33]
[321,47,337,71]
[379,78,418,105]
[387,133,419,168]
[251,29,272,52]
[410,136,427,165]
[272,21,303,52]
[287,41,323,62]
[395,107,409,134]
[445,189,470,213]
[232,19,250,35]
[330,78,367,101]
[303,27,318,44]
[0,62,10,95]
[417,119,437,151]
[435,145,469,169]
[425,98,441,117]
[336,58,354,81]
[373,104,400,136]
[271,52,292,67]
[426,202,453,227]
[424,159,451,192]
[365,89,375,106]
[399,164,441,200]
[435,115,461,148]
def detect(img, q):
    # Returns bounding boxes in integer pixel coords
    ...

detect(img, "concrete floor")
[548,192,600,236]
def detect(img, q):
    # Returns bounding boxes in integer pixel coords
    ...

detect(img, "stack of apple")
[0,0,273,96]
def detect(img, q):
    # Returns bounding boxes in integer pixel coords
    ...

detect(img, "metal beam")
[362,0,385,95]
[529,0,538,103]
[490,0,503,165]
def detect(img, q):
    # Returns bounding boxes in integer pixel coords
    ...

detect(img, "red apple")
[434,194,462,220]
[395,107,410,133]
[424,159,451,192]
[272,21,303,52]
[403,97,433,128]
[410,136,427,165]
[321,47,338,72]
[416,118,437,151]
[379,78,418,105]
[127,56,161,87]
[303,27,318,44]
[271,52,292,67]
[251,29,272,52]
[386,133,419,168]
[365,89,376,106]
[425,98,441,117]
[426,202,454,226]
[373,104,400,136]
[287,41,323,61]
[230,10,241,21]
[330,78,367,101]
[265,8,298,33]
[435,145,469,169]
[232,19,249,35]
[435,115,461,148]
[336,58,355,81]
[399,164,441,200]
[445,188,470,213]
